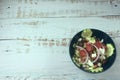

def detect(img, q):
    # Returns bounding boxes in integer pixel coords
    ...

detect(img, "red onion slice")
[91,44,100,63]
[76,46,89,64]
[76,44,100,64]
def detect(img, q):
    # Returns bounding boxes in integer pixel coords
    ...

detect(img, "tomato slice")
[103,44,107,50]
[85,43,93,52]
[94,40,103,49]
[79,50,86,57]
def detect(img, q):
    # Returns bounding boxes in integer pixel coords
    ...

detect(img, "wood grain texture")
[0,0,120,18]
[0,0,120,80]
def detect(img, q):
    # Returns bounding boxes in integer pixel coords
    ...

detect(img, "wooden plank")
[0,18,120,39]
[0,0,120,18]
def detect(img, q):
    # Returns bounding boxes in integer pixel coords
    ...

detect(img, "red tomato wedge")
[79,50,86,57]
[94,40,103,49]
[85,43,93,52]
[76,46,89,64]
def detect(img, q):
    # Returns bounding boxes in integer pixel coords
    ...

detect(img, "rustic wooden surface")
[0,0,120,80]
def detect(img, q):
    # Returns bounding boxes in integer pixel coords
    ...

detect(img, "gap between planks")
[0,15,120,19]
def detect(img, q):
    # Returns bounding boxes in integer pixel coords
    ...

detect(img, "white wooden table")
[0,0,120,80]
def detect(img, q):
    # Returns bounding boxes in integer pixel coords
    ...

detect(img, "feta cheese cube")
[91,53,96,58]
[87,60,93,66]
[99,48,105,55]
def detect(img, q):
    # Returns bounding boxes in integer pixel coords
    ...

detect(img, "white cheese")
[99,48,105,55]
[100,39,104,43]
[78,38,82,41]
[91,53,96,58]
[98,63,101,66]
[87,60,93,66]
[78,58,81,62]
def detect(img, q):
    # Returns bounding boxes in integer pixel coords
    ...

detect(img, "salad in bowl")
[69,29,116,73]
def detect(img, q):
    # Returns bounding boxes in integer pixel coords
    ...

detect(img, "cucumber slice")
[106,44,114,57]
[86,37,95,43]
[81,29,92,38]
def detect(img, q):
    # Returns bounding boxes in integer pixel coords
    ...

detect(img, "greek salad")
[72,29,114,73]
